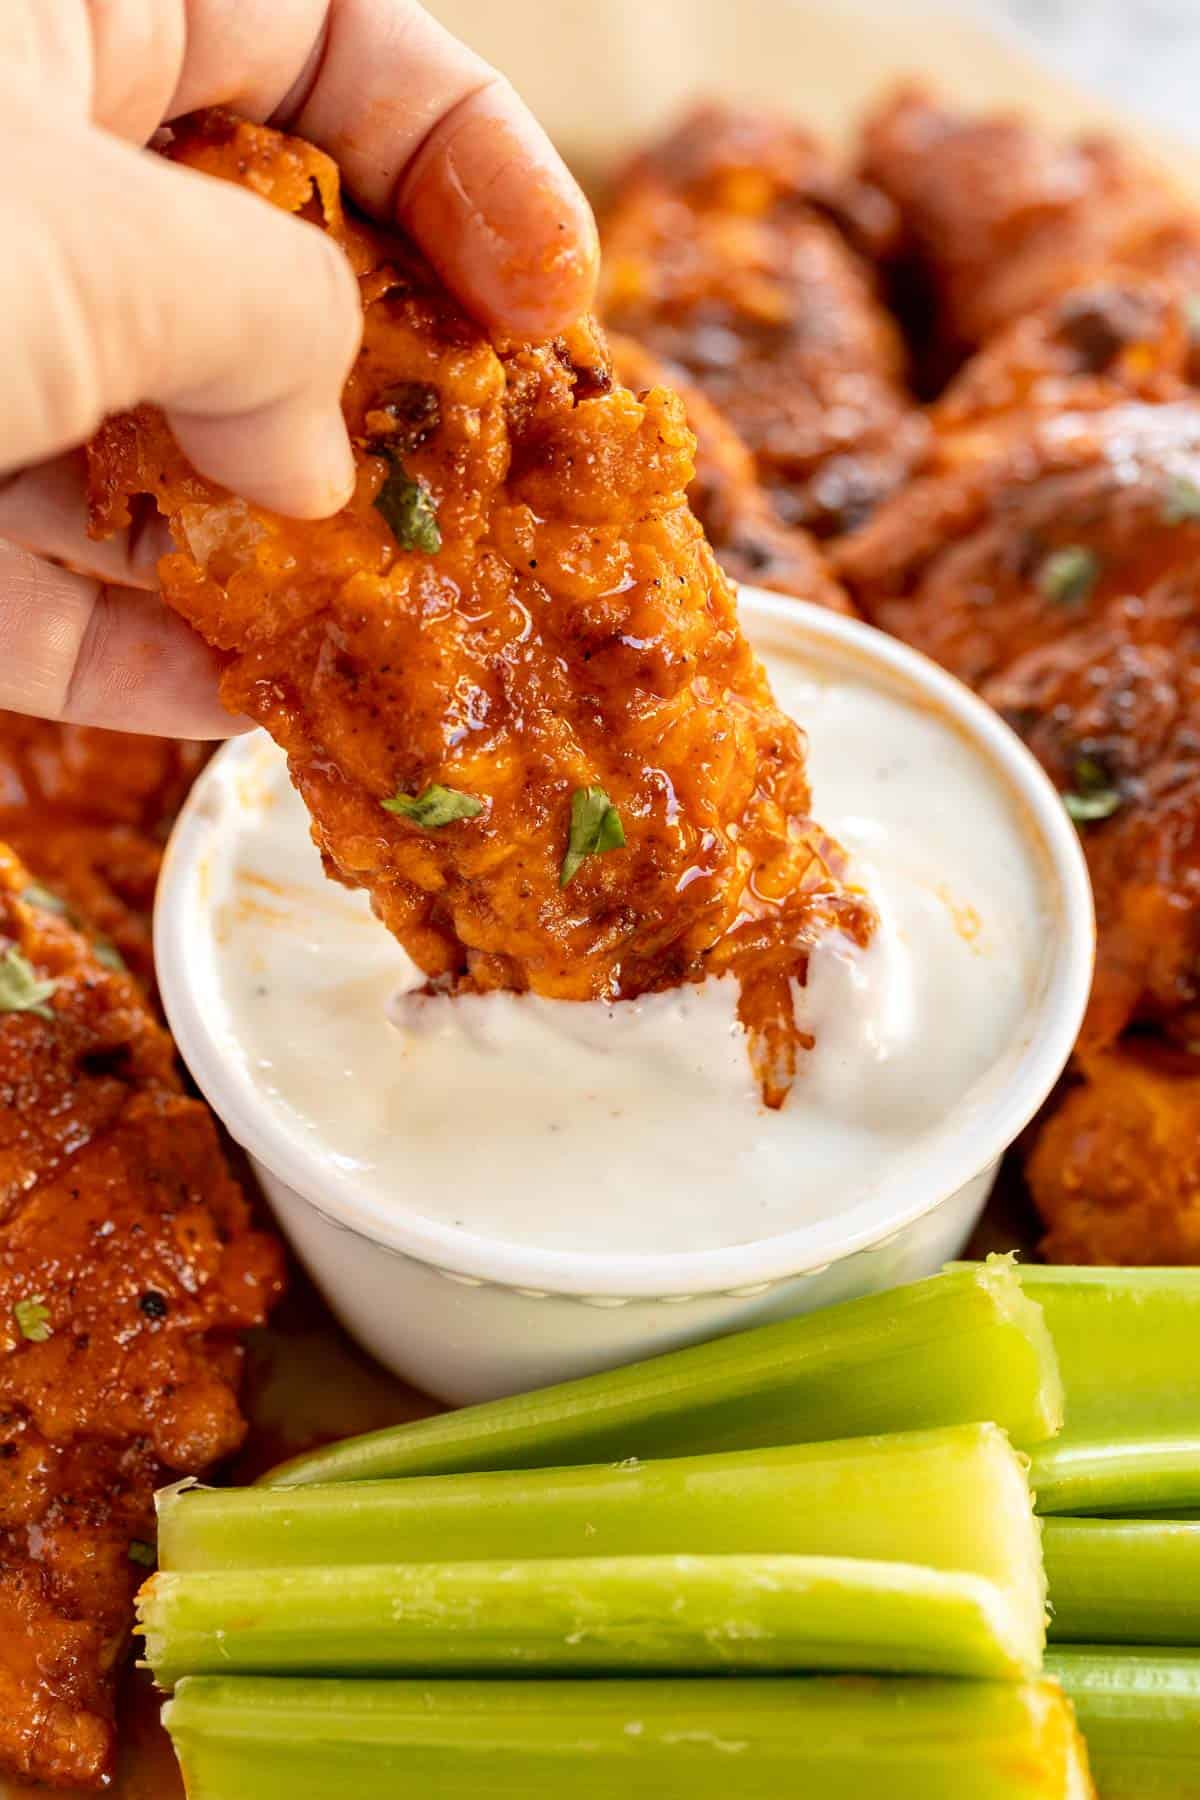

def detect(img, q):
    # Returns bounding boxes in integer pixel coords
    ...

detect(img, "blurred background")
[982,0,1200,139]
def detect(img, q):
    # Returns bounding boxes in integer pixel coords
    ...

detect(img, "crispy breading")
[608,331,854,610]
[598,102,926,537]
[87,110,873,1106]
[1028,1044,1200,1264]
[0,846,282,1786]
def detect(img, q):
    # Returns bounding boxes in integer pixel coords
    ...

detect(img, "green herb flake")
[13,1296,52,1344]
[0,948,59,1020]
[128,1539,157,1568]
[373,453,441,554]
[1163,475,1200,525]
[561,785,627,887]
[93,939,127,973]
[1063,754,1122,825]
[381,784,484,829]
[1186,294,1200,339]
[1038,546,1100,609]
[19,882,71,918]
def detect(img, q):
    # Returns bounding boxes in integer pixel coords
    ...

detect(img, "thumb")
[0,82,361,519]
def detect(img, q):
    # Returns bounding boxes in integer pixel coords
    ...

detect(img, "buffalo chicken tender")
[0,846,283,1787]
[599,102,927,537]
[0,714,209,988]
[862,86,1200,374]
[88,111,873,1107]
[1029,1044,1200,1265]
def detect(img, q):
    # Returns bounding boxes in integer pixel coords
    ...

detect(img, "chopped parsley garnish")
[1038,545,1099,609]
[1063,755,1122,825]
[0,948,58,1020]
[128,1539,156,1568]
[373,451,441,554]
[1163,475,1200,525]
[1187,294,1200,339]
[20,882,70,917]
[381,784,484,829]
[13,1296,52,1343]
[93,939,127,973]
[561,785,626,887]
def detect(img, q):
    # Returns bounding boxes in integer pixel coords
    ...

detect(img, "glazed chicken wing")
[862,87,1200,376]
[88,111,873,1107]
[599,103,926,537]
[0,846,282,1787]
[0,715,209,988]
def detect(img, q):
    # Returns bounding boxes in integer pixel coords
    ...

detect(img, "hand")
[0,0,597,735]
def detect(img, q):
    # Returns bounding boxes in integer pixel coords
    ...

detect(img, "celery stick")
[1044,1518,1200,1643]
[164,1674,1095,1800]
[959,1264,1200,1514]
[1046,1647,1200,1799]
[262,1264,1062,1486]
[138,1553,1040,1687]
[160,1425,1043,1642]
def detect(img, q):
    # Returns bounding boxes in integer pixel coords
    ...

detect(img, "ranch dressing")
[193,613,1047,1257]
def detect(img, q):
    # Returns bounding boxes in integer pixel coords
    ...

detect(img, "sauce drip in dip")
[180,605,1049,1258]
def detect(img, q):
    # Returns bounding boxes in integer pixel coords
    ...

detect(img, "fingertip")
[168,404,358,520]
[400,81,599,341]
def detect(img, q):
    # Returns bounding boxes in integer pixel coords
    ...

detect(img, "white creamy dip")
[180,606,1050,1258]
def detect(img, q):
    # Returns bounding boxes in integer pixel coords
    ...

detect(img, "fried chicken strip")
[88,111,873,1106]
[598,102,926,537]
[862,86,1200,377]
[0,715,209,988]
[0,846,283,1786]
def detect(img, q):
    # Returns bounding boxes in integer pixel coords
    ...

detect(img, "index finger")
[170,0,598,339]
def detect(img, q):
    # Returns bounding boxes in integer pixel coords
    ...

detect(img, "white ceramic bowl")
[156,593,1094,1405]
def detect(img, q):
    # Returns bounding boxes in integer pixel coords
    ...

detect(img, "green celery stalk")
[958,1264,1200,1515]
[163,1674,1095,1800]
[1044,1518,1200,1644]
[159,1424,1043,1645]
[138,1553,1040,1687]
[262,1264,1062,1486]
[1046,1647,1200,1799]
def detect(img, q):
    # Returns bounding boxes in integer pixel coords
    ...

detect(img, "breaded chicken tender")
[862,87,1200,374]
[1029,1044,1200,1264]
[88,111,873,1106]
[0,714,209,987]
[0,846,282,1786]
[599,103,926,537]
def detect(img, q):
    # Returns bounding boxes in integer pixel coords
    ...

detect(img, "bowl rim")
[155,590,1095,1299]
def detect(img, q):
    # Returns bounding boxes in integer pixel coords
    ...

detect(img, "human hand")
[0,0,597,735]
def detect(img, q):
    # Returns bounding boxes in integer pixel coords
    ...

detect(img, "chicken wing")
[0,846,283,1786]
[0,715,209,988]
[607,331,853,609]
[861,87,1200,378]
[598,103,926,537]
[87,111,874,1107]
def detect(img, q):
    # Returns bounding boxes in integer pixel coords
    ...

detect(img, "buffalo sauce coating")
[0,845,283,1786]
[87,111,874,1106]
[0,713,210,989]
